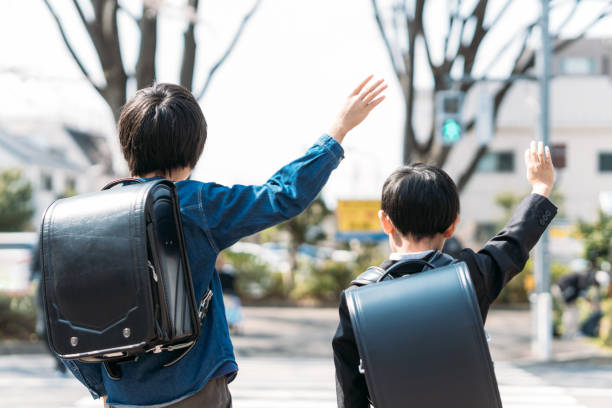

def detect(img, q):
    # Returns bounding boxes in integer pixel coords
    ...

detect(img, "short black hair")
[381,164,460,240]
[118,83,207,176]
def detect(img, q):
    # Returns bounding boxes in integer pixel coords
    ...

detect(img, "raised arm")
[459,141,557,317]
[202,77,387,251]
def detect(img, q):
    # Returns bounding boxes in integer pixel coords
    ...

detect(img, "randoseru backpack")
[345,251,502,408]
[40,178,211,378]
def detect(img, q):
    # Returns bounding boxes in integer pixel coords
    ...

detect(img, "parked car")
[0,232,38,293]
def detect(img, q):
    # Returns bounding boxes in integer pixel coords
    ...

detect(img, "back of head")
[381,164,460,240]
[118,83,207,176]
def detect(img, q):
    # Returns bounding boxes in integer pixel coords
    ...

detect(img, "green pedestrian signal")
[436,91,464,146]
[442,119,461,144]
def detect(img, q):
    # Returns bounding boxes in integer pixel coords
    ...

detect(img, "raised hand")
[328,75,387,144]
[524,140,555,198]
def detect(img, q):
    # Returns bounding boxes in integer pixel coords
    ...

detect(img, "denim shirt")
[63,134,344,407]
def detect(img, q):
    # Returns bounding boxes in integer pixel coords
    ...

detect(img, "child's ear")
[443,215,460,238]
[378,210,395,235]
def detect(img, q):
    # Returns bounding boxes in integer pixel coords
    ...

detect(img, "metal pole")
[532,0,552,361]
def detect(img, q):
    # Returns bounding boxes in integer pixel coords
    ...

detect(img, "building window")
[41,173,53,191]
[559,57,596,75]
[477,151,515,173]
[599,153,612,172]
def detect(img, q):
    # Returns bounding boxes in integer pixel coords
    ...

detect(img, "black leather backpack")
[40,178,209,377]
[345,252,502,408]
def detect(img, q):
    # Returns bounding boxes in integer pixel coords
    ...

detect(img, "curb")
[0,340,47,355]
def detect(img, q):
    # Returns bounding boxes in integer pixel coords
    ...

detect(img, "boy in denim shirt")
[63,77,386,407]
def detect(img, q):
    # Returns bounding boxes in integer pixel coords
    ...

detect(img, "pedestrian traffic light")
[442,118,461,144]
[436,90,464,146]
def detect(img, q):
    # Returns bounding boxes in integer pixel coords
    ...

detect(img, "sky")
[1,0,612,207]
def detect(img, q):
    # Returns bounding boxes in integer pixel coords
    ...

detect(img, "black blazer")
[332,194,557,408]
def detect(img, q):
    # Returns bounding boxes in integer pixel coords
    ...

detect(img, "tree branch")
[480,22,537,78]
[455,4,612,193]
[73,0,106,66]
[136,1,157,89]
[180,0,199,91]
[421,18,439,75]
[118,3,140,23]
[486,0,512,29]
[554,0,582,37]
[460,0,489,75]
[195,0,262,100]
[43,0,104,95]
[371,0,403,82]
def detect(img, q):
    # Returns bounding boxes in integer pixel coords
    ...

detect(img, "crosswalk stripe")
[1,355,609,407]
[495,362,586,408]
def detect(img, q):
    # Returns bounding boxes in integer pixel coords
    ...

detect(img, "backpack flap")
[41,182,162,359]
[345,262,501,408]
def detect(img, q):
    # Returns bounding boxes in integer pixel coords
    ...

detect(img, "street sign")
[336,200,386,241]
[550,144,566,169]
[436,90,465,145]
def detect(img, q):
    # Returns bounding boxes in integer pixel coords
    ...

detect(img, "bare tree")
[43,0,262,122]
[371,0,612,192]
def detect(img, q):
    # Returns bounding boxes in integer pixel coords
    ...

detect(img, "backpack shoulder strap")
[350,251,458,287]
[428,251,458,268]
[351,266,386,287]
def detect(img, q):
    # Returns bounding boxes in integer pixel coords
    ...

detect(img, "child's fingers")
[537,141,544,161]
[363,84,387,104]
[351,75,373,96]
[361,79,385,100]
[545,145,552,165]
[366,95,386,110]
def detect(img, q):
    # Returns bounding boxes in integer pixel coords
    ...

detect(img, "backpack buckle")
[198,289,214,322]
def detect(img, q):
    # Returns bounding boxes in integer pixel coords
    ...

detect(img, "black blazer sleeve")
[332,290,370,408]
[458,193,557,321]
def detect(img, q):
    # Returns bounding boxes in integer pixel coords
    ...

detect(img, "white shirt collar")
[389,250,435,261]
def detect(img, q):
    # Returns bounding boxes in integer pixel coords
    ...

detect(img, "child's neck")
[139,167,192,182]
[389,232,445,254]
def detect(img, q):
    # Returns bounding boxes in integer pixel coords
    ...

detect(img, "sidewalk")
[2,306,611,364]
[485,306,612,363]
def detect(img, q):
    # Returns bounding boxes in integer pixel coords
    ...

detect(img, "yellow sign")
[337,200,382,232]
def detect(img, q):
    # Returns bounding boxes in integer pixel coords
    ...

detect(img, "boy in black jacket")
[332,141,556,408]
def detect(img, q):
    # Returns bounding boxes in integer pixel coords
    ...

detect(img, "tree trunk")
[136,3,158,90]
[180,0,199,91]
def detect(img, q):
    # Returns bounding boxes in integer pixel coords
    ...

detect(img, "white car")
[0,232,38,293]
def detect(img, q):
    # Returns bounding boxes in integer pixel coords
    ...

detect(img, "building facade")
[442,38,612,258]
[0,121,117,228]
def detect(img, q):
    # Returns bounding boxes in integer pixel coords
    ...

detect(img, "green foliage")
[494,189,565,230]
[496,259,570,304]
[0,169,34,231]
[577,210,612,262]
[354,244,387,273]
[292,260,357,303]
[223,251,286,300]
[277,196,332,248]
[0,292,37,340]
[275,196,332,289]
[600,299,612,347]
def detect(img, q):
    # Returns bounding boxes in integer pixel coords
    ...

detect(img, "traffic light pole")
[532,0,552,361]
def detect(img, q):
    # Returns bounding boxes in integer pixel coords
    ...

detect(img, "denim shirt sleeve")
[203,134,344,251]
